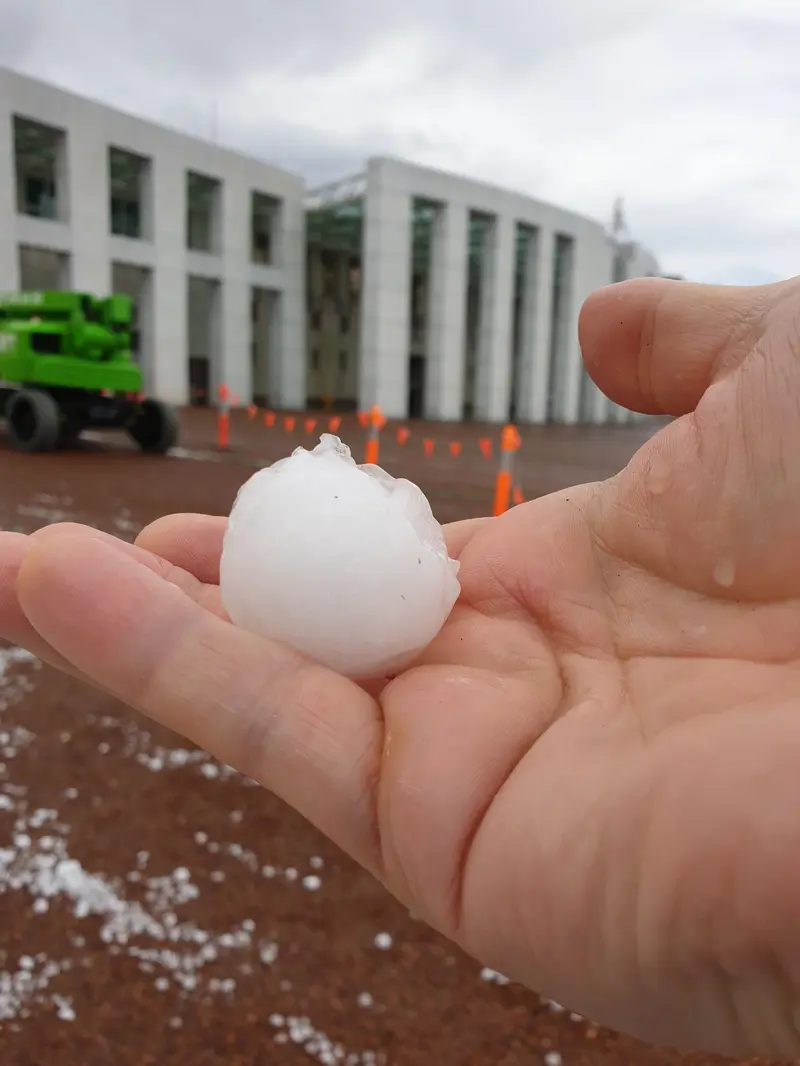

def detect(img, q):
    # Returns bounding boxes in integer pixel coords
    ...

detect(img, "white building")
[306,161,659,424]
[0,66,663,424]
[0,66,307,411]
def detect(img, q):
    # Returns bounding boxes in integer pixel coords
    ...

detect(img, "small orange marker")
[217,383,230,450]
[364,404,383,465]
[284,415,296,432]
[511,485,525,506]
[305,417,317,434]
[247,403,257,420]
[449,441,462,457]
[328,415,342,433]
[423,438,435,457]
[478,437,493,460]
[492,424,522,516]
[357,410,370,429]
[264,410,275,428]
[397,426,410,445]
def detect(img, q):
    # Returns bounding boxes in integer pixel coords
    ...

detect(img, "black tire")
[128,399,178,454]
[5,389,61,453]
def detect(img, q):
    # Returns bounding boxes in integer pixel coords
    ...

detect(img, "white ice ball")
[219,434,461,678]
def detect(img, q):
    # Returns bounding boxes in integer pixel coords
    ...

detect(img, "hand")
[3,276,800,1058]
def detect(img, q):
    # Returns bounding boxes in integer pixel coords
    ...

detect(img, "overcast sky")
[1,0,798,285]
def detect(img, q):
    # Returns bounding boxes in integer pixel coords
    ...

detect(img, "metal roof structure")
[306,189,536,272]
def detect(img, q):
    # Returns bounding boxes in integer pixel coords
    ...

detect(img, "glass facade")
[186,171,220,252]
[13,115,63,221]
[251,192,278,264]
[109,146,149,239]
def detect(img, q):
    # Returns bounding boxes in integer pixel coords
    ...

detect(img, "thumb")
[578,276,783,415]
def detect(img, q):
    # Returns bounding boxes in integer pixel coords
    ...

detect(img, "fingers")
[33,522,226,618]
[135,513,227,584]
[133,514,491,585]
[578,276,782,416]
[17,535,385,871]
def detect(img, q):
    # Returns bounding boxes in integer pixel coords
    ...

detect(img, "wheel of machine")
[5,389,62,453]
[128,398,178,454]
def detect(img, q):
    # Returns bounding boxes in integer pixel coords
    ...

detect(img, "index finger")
[17,535,385,873]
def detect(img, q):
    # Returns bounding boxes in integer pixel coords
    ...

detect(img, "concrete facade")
[1,68,666,425]
[322,157,661,424]
[0,67,307,408]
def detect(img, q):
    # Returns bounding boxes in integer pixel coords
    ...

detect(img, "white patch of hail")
[0,653,383,1064]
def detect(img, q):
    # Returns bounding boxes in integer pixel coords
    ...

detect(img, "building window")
[109,146,150,239]
[186,171,220,252]
[13,115,64,221]
[251,192,279,264]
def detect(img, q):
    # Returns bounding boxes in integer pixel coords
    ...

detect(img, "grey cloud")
[0,3,39,66]
[12,0,680,87]
[633,194,800,283]
[3,0,798,284]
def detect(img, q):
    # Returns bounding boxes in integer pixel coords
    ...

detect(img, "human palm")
[2,276,800,1058]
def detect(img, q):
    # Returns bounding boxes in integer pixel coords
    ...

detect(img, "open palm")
[2,276,800,1058]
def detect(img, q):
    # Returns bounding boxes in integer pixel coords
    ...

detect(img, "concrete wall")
[358,156,621,424]
[0,66,306,408]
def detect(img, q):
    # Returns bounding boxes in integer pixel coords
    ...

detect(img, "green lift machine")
[0,289,178,453]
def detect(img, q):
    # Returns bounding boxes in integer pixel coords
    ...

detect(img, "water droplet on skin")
[713,559,735,588]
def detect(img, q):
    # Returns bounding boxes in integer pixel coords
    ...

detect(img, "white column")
[135,269,155,394]
[591,384,611,424]
[425,201,468,420]
[64,121,111,294]
[219,280,249,404]
[550,236,579,423]
[577,366,592,424]
[359,160,412,417]
[219,176,250,404]
[550,237,576,424]
[271,196,306,408]
[516,227,554,424]
[553,234,612,424]
[474,213,515,422]
[150,155,187,404]
[207,280,224,402]
[0,93,18,290]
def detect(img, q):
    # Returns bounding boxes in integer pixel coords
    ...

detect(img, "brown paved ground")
[0,408,786,1065]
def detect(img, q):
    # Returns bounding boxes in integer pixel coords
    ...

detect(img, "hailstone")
[219,434,461,678]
